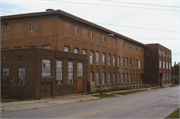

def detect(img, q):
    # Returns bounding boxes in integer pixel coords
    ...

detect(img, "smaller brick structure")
[1,47,87,98]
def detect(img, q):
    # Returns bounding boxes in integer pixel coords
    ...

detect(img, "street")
[1,86,180,118]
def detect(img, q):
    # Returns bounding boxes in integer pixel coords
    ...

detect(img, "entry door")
[77,79,83,93]
[41,81,52,98]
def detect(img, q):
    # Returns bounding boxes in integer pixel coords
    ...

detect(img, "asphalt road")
[2,86,180,118]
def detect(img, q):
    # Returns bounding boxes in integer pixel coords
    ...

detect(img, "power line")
[44,0,179,11]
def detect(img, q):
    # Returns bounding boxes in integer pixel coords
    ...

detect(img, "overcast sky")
[1,0,179,65]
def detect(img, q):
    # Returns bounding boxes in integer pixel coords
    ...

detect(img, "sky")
[1,0,180,65]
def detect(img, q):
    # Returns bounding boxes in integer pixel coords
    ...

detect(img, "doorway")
[41,81,52,98]
[77,79,83,93]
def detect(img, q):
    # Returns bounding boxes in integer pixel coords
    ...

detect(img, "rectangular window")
[126,73,128,83]
[133,73,135,82]
[136,59,138,68]
[169,63,171,69]
[163,61,165,69]
[42,59,51,76]
[108,73,111,84]
[102,53,106,65]
[74,48,79,53]
[126,57,128,67]
[163,74,165,80]
[108,54,111,65]
[147,49,154,56]
[96,52,99,64]
[103,72,106,84]
[103,36,105,42]
[136,73,138,82]
[113,40,115,45]
[3,68,9,84]
[117,73,120,83]
[122,73,124,83]
[122,57,125,66]
[159,61,162,68]
[113,55,116,66]
[166,62,168,69]
[113,73,115,83]
[68,62,73,83]
[90,51,94,64]
[159,50,162,56]
[56,61,62,84]
[163,51,165,57]
[90,72,94,81]
[18,68,25,85]
[117,56,120,66]
[129,58,131,67]
[122,42,124,47]
[129,45,131,49]
[64,46,70,52]
[4,27,7,34]
[96,72,99,84]
[139,60,141,69]
[30,24,34,31]
[75,27,78,34]
[91,32,93,38]
[82,49,87,54]
[133,59,135,67]
[77,63,83,76]
[129,73,132,82]
[42,45,51,49]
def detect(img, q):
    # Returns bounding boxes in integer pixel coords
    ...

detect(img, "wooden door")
[41,81,52,98]
[77,79,83,93]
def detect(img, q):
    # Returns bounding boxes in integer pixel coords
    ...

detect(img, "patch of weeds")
[111,90,146,95]
[165,108,179,118]
[170,84,180,87]
[1,98,31,103]
[93,94,116,98]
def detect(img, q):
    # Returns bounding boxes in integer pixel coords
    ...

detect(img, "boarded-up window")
[68,62,73,83]
[42,59,51,76]
[56,61,62,84]
[77,63,83,76]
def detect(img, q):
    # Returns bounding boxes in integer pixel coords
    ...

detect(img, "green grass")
[151,87,165,90]
[92,94,116,98]
[170,84,180,87]
[111,90,146,95]
[1,98,31,103]
[165,108,179,118]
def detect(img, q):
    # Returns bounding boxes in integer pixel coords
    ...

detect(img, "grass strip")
[165,108,179,118]
[1,98,31,103]
[111,90,146,95]
[92,94,116,98]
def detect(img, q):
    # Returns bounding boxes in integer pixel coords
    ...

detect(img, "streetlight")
[98,34,114,95]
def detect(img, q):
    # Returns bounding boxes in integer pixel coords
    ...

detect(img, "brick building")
[1,9,171,98]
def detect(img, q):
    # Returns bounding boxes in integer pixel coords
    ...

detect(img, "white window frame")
[4,27,7,34]
[68,62,73,84]
[91,32,93,38]
[77,63,83,76]
[102,53,106,65]
[90,51,94,64]
[74,48,79,53]
[117,56,120,67]
[138,60,140,69]
[82,49,87,54]
[75,27,78,34]
[56,61,63,84]
[108,54,111,66]
[42,59,51,76]
[64,46,70,52]
[30,24,34,32]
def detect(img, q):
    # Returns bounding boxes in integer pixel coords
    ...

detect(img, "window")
[169,54,171,59]
[159,61,162,68]
[117,56,120,66]
[148,60,154,68]
[30,24,34,31]
[4,27,7,34]
[64,46,70,52]
[133,73,135,82]
[122,57,125,66]
[113,73,115,83]
[169,63,171,69]
[96,52,99,64]
[77,63,83,76]
[103,36,105,42]
[122,73,124,83]
[133,59,135,67]
[139,60,140,69]
[147,49,154,56]
[96,72,99,84]
[163,61,165,69]
[91,32,93,38]
[75,27,78,34]
[136,73,138,82]
[163,74,165,80]
[74,48,79,53]
[166,74,168,80]
[82,49,87,54]
[42,45,51,49]
[103,72,106,84]
[163,51,165,57]
[108,54,111,65]
[113,40,115,45]
[129,73,132,82]
[136,47,137,51]
[136,59,138,68]
[90,51,94,64]
[129,45,131,49]
[56,61,62,84]
[68,62,73,83]
[108,73,111,84]
[117,73,120,83]
[166,62,168,69]
[2,68,9,84]
[159,50,162,56]
[126,57,128,67]
[122,42,124,47]
[42,59,51,76]
[129,58,131,67]
[166,53,168,59]
[18,68,25,85]
[102,53,106,65]
[90,72,94,81]
[126,73,128,83]
[113,55,116,66]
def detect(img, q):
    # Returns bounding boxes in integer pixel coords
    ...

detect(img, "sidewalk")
[0,87,153,114]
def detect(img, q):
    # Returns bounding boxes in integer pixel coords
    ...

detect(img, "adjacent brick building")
[1,9,172,98]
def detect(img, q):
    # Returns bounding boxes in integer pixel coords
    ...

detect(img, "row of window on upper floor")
[147,49,171,59]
